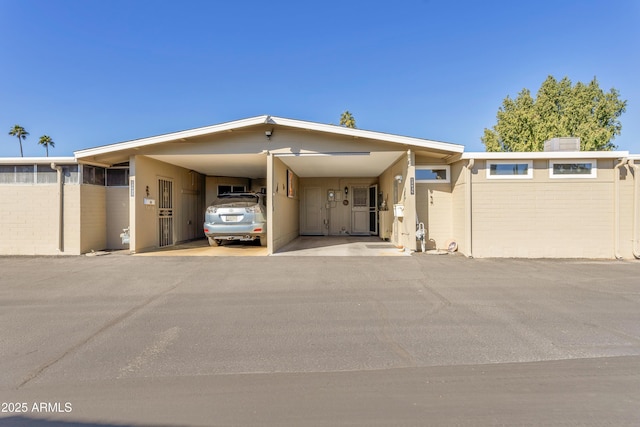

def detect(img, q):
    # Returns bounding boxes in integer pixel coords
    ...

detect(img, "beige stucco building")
[1,116,639,259]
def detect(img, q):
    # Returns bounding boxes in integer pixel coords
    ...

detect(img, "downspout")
[628,159,640,259]
[51,163,64,252]
[465,159,475,258]
[613,157,627,260]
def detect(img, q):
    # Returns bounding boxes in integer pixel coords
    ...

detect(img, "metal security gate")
[158,178,174,247]
[351,187,370,235]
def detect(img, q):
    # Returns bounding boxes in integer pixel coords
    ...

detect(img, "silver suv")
[203,193,267,247]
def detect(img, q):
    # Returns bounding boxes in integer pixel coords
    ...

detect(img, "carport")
[74,116,463,255]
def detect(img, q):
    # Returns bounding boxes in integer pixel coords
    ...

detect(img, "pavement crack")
[16,282,181,389]
[418,282,452,319]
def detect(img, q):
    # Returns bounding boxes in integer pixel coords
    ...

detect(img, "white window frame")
[416,165,451,183]
[549,159,597,179]
[486,160,533,180]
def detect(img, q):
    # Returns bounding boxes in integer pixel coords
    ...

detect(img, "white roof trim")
[74,115,464,159]
[75,116,270,158]
[269,117,464,152]
[0,157,76,164]
[461,151,629,160]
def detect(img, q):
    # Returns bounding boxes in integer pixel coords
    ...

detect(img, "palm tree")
[339,111,357,128]
[9,125,29,157]
[38,135,55,157]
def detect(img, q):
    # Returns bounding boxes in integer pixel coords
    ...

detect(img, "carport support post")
[129,156,137,253]
[266,152,274,254]
[402,149,417,251]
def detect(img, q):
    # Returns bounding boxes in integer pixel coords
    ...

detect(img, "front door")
[351,186,370,235]
[158,178,174,247]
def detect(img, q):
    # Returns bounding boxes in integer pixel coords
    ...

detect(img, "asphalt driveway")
[0,255,639,426]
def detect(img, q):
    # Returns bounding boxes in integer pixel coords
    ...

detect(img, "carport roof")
[74,115,465,160]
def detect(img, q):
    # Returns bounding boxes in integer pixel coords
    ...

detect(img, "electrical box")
[143,198,156,205]
[393,204,404,218]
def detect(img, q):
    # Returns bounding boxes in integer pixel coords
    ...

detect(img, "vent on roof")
[544,137,580,152]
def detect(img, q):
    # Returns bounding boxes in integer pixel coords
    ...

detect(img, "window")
[218,185,245,195]
[0,165,34,184]
[106,168,129,186]
[549,160,597,178]
[0,166,16,184]
[36,164,57,184]
[486,160,533,179]
[82,165,106,185]
[15,165,34,183]
[0,164,78,185]
[62,165,80,184]
[416,165,450,183]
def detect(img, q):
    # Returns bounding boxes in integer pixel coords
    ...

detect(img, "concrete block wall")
[80,185,107,253]
[416,182,452,251]
[471,159,615,258]
[106,187,130,250]
[0,184,81,255]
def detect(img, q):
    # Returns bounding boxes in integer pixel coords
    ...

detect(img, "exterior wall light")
[344,186,349,195]
[265,130,273,140]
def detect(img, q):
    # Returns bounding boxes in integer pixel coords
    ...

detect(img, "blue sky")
[1,0,638,157]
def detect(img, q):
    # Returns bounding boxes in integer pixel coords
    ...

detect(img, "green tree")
[38,135,55,157]
[9,125,29,157]
[482,76,627,151]
[339,110,356,128]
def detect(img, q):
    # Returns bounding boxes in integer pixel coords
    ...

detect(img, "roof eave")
[74,115,465,160]
[270,117,464,153]
[461,151,630,160]
[0,156,77,164]
[74,115,270,159]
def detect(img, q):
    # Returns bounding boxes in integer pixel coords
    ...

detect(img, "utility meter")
[327,190,336,201]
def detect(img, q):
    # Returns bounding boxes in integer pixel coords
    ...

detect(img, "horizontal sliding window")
[0,164,79,184]
[549,160,597,178]
[36,165,57,184]
[486,160,533,179]
[416,165,450,183]
[0,165,35,184]
[0,165,20,184]
[62,165,80,184]
[218,185,246,195]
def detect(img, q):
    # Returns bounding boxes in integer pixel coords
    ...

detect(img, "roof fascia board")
[0,157,77,164]
[269,117,464,153]
[461,151,629,160]
[74,115,270,158]
[74,114,465,160]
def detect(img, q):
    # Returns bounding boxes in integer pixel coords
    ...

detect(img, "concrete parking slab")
[132,236,408,257]
[133,239,268,257]
[273,236,410,256]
